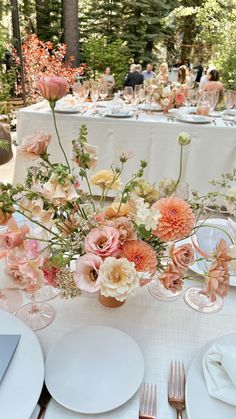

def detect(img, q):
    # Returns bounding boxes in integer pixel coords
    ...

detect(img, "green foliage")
[82,38,131,88]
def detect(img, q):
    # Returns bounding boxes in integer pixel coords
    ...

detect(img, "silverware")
[212,118,216,125]
[168,361,185,419]
[139,382,156,419]
[37,384,51,419]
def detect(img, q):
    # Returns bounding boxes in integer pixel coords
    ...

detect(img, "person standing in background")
[142,63,156,80]
[101,67,115,96]
[156,63,169,83]
[195,62,204,83]
[124,64,144,88]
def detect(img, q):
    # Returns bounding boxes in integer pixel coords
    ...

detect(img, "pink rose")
[0,219,29,250]
[160,264,184,293]
[18,259,45,291]
[42,265,59,288]
[84,226,120,258]
[73,253,102,292]
[170,243,195,272]
[175,93,185,106]
[19,131,51,159]
[37,76,69,102]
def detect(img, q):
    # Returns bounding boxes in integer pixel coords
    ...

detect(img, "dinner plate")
[180,218,236,286]
[175,114,211,124]
[227,109,236,116]
[45,326,144,414]
[105,112,133,118]
[186,331,236,419]
[54,108,81,114]
[138,103,162,112]
[0,309,44,419]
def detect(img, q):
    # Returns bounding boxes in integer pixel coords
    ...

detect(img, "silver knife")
[0,335,21,382]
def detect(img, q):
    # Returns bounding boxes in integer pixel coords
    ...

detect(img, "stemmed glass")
[73,83,88,109]
[224,90,236,113]
[16,281,55,331]
[99,84,108,103]
[0,288,22,313]
[90,83,100,110]
[206,91,219,114]
[123,86,133,103]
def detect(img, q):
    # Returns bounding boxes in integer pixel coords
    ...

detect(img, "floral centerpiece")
[0,77,236,314]
[144,80,189,112]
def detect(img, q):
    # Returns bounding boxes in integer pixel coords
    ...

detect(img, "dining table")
[14,101,236,196]
[1,255,236,419]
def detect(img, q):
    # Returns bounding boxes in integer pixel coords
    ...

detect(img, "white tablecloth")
[1,252,236,419]
[14,103,236,195]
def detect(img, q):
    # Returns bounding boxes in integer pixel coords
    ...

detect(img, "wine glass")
[73,84,87,108]
[16,281,55,331]
[90,84,99,109]
[0,289,23,313]
[224,90,236,113]
[196,92,211,116]
[123,86,133,103]
[206,91,219,113]
[99,84,108,102]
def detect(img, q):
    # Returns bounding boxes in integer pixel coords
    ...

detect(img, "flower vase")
[98,293,125,308]
[148,277,183,301]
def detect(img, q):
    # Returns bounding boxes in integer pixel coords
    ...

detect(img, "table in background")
[14,103,236,195]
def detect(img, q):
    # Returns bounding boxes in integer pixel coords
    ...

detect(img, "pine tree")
[36,0,62,42]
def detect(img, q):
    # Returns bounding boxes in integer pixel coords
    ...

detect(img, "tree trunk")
[10,0,26,104]
[62,0,79,66]
[36,0,45,39]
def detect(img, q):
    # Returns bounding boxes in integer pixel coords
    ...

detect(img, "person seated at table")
[177,65,190,85]
[156,62,169,83]
[142,63,156,80]
[129,63,136,72]
[101,67,115,96]
[124,65,144,88]
[203,69,223,93]
[136,64,142,73]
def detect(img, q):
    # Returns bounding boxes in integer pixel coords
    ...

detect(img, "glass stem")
[29,292,40,314]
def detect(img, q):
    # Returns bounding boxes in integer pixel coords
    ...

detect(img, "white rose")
[99,257,138,301]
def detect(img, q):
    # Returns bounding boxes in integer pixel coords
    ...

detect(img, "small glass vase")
[33,284,60,302]
[148,277,183,302]
[184,286,223,314]
[16,284,55,331]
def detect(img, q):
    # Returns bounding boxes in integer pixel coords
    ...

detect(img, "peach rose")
[19,131,51,159]
[0,218,29,250]
[169,243,195,272]
[18,259,45,290]
[90,170,121,191]
[73,253,102,293]
[204,260,229,302]
[84,226,120,258]
[37,76,69,102]
[105,217,137,244]
[160,264,184,293]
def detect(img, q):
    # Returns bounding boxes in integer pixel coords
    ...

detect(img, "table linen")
[14,103,236,195]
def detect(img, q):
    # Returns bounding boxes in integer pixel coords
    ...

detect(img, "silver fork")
[139,382,157,419]
[168,361,185,419]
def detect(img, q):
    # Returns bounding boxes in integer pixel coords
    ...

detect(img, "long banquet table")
[14,102,236,195]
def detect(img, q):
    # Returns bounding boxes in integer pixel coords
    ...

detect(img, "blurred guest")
[142,63,156,80]
[198,67,211,92]
[124,65,144,88]
[129,63,136,73]
[194,61,204,83]
[203,69,223,93]
[136,64,142,73]
[156,62,169,83]
[101,67,115,95]
[178,65,190,85]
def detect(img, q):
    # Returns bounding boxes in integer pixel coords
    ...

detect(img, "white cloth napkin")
[202,343,236,406]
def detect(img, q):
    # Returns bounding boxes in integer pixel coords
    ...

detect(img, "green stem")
[169,145,183,196]
[51,104,71,171]
[83,171,95,211]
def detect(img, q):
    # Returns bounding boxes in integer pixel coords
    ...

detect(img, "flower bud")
[178,132,191,146]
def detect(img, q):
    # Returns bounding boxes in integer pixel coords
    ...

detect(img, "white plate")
[45,326,144,414]
[54,108,81,114]
[105,112,133,118]
[186,331,236,419]
[138,103,162,112]
[180,218,236,286]
[227,109,236,116]
[175,114,211,124]
[0,309,44,419]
